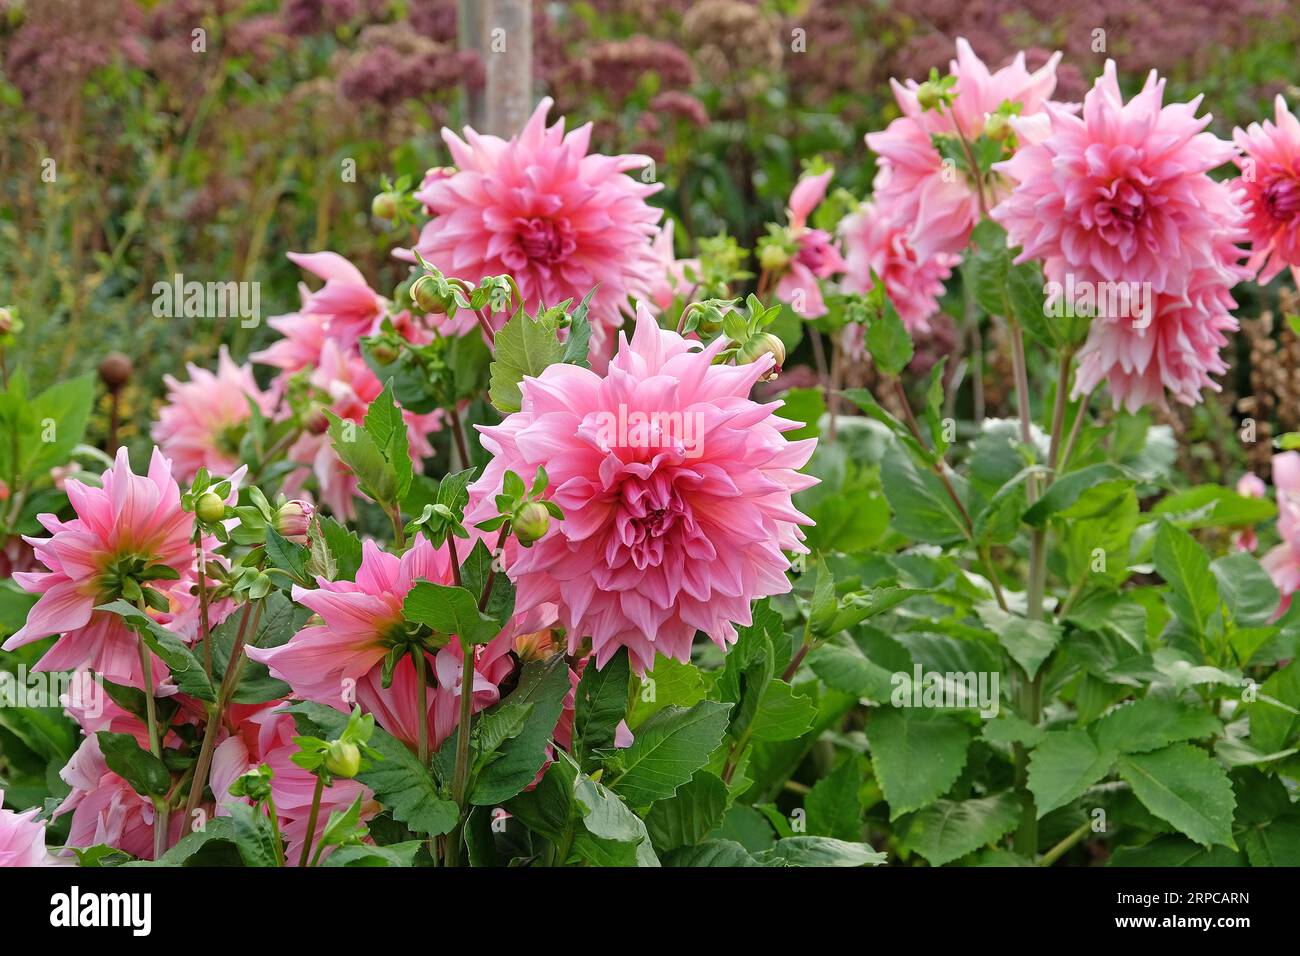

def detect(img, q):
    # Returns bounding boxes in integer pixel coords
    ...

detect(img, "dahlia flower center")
[516,217,576,265]
[1092,178,1147,242]
[615,475,690,571]
[1264,177,1300,222]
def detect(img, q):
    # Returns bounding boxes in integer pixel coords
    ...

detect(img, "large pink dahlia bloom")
[465,306,818,673]
[1233,96,1300,285]
[0,789,58,867]
[152,346,275,481]
[866,38,1062,261]
[407,97,662,362]
[3,448,195,685]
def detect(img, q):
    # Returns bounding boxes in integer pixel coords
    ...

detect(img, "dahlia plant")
[4,40,1300,871]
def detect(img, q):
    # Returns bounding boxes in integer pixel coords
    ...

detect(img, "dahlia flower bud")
[411,275,452,314]
[0,307,13,336]
[738,332,785,380]
[98,352,133,392]
[325,740,361,779]
[759,242,790,273]
[514,501,551,546]
[274,499,314,544]
[195,491,226,523]
[303,404,330,436]
[371,191,399,220]
[916,80,945,111]
[984,112,1014,142]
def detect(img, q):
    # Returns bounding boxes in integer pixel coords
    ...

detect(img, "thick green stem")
[137,632,168,859]
[414,648,430,767]
[1038,819,1092,867]
[298,775,326,868]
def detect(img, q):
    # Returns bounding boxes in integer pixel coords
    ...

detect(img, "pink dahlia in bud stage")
[1233,96,1300,285]
[1262,453,1300,612]
[406,97,662,362]
[772,170,846,319]
[647,219,700,315]
[152,346,275,480]
[839,200,960,343]
[465,306,817,673]
[0,789,58,866]
[210,706,378,865]
[867,38,1062,261]
[3,448,194,686]
[274,499,314,545]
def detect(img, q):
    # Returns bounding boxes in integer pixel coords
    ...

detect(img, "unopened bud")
[325,740,361,779]
[274,500,314,544]
[739,333,785,380]
[371,192,399,220]
[303,404,330,436]
[984,112,1013,142]
[369,341,398,364]
[916,81,945,111]
[759,243,790,273]
[98,352,133,392]
[411,275,452,314]
[514,501,551,546]
[0,307,13,336]
[196,491,226,523]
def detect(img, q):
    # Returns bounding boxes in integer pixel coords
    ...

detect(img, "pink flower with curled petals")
[464,305,818,674]
[152,346,276,481]
[404,97,662,364]
[1233,96,1300,286]
[839,200,960,342]
[3,447,197,686]
[773,170,846,319]
[867,38,1062,261]
[211,705,378,865]
[0,789,59,866]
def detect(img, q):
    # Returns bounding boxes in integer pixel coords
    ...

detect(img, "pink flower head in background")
[0,789,58,866]
[1234,471,1269,552]
[407,97,663,363]
[867,38,1062,261]
[647,219,700,315]
[839,200,960,340]
[773,169,846,319]
[1233,95,1300,285]
[3,448,196,685]
[1262,452,1300,613]
[211,705,378,865]
[994,61,1248,411]
[152,346,275,481]
[466,306,817,673]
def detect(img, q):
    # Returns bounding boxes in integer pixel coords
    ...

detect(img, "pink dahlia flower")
[1233,95,1300,285]
[867,38,1062,260]
[773,170,846,319]
[993,60,1242,298]
[0,789,58,866]
[647,219,700,315]
[4,448,196,685]
[152,346,275,481]
[1262,452,1300,614]
[211,705,378,865]
[406,97,662,363]
[1235,472,1268,552]
[465,306,818,673]
[839,200,960,338]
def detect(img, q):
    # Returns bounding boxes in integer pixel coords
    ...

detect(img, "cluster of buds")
[717,294,787,381]
[476,465,564,547]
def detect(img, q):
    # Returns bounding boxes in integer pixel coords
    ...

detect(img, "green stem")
[266,796,285,867]
[298,775,326,868]
[1038,819,1092,867]
[136,630,168,859]
[414,647,430,767]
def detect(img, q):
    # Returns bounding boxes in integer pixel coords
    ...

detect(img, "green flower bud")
[916,81,945,111]
[759,243,790,273]
[195,491,226,523]
[514,501,551,546]
[411,275,452,314]
[303,403,330,436]
[984,112,1013,142]
[325,740,361,779]
[371,192,399,220]
[738,333,786,380]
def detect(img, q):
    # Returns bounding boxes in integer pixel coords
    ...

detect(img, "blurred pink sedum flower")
[466,306,817,673]
[406,97,662,364]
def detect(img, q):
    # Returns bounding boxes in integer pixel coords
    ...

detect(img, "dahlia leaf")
[226,801,282,868]
[608,700,733,807]
[644,771,729,852]
[899,793,1022,866]
[748,679,817,742]
[573,646,631,766]
[1025,728,1115,818]
[572,770,660,867]
[879,448,968,545]
[866,708,970,819]
[264,528,312,587]
[804,755,865,842]
[1021,463,1134,527]
[1151,519,1220,636]
[96,731,170,797]
[97,600,216,703]
[470,654,572,805]
[1116,744,1237,849]
[756,836,886,867]
[864,299,913,377]
[402,582,500,644]
[488,311,566,414]
[1092,697,1222,755]
[363,381,413,500]
[325,410,399,508]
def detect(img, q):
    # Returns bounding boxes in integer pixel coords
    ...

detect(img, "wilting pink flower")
[773,170,846,319]
[647,219,700,315]
[211,705,378,865]
[0,789,58,866]
[867,38,1062,260]
[1233,96,1300,285]
[465,306,817,673]
[57,735,182,860]
[1263,452,1300,614]
[1234,472,1268,552]
[152,346,275,481]
[406,97,663,363]
[3,448,195,686]
[839,200,960,341]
